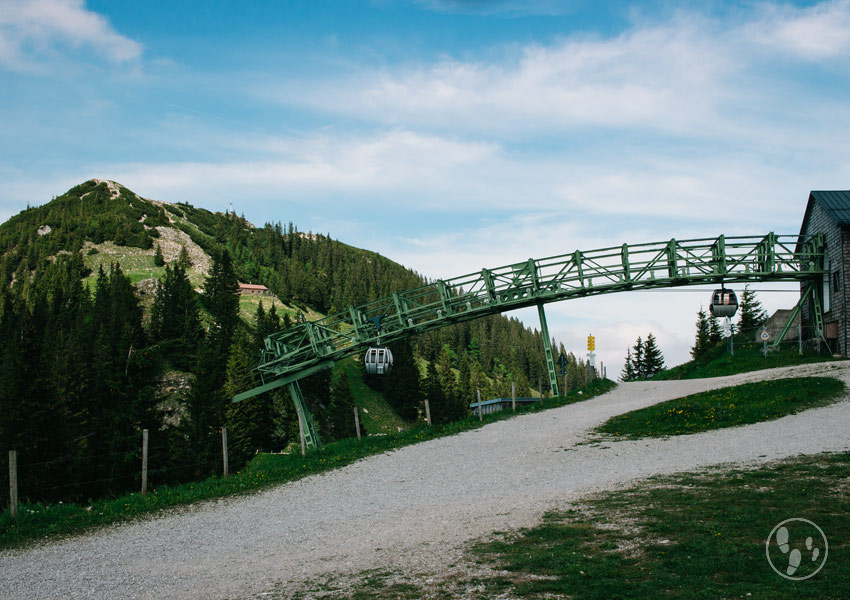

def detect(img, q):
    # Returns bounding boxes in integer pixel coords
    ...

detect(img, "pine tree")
[224,331,270,470]
[737,285,768,335]
[177,245,192,269]
[438,344,465,421]
[642,333,665,377]
[457,353,472,407]
[153,243,165,267]
[150,264,201,370]
[691,308,711,360]
[188,250,241,474]
[622,334,664,380]
[254,301,266,348]
[203,249,240,345]
[424,352,447,424]
[620,348,636,381]
[709,314,723,345]
[468,355,491,400]
[632,337,645,379]
[326,372,358,441]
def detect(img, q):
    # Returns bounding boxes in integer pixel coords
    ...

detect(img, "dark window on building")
[834,271,840,294]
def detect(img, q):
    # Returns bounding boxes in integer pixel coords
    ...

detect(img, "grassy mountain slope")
[0,180,407,432]
[0,180,560,437]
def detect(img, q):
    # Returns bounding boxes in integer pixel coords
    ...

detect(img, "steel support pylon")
[289,381,321,451]
[537,303,560,397]
[771,284,813,349]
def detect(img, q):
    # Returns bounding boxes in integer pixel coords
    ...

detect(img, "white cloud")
[103,129,500,204]
[748,0,850,59]
[0,0,141,70]
[267,18,730,136]
[260,1,850,144]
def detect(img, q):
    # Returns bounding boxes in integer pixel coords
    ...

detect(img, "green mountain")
[0,179,570,506]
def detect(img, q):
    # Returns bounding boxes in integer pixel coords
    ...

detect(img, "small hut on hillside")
[238,283,270,296]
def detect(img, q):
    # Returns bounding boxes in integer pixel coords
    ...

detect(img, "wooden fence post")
[8,450,17,519]
[141,429,148,497]
[354,406,362,441]
[424,399,432,426]
[511,381,516,412]
[477,389,483,421]
[221,427,229,478]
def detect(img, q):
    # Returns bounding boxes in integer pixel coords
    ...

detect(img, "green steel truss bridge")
[234,233,827,449]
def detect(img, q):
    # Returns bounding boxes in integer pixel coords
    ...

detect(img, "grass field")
[468,450,850,600]
[594,376,846,439]
[328,450,850,600]
[656,342,837,380]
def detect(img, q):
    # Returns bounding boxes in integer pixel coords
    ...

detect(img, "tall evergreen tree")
[153,243,165,267]
[642,333,665,377]
[709,313,724,345]
[468,355,491,400]
[457,353,472,407]
[620,348,636,381]
[632,337,645,379]
[326,372,358,441]
[224,331,270,470]
[423,352,448,424]
[691,308,712,360]
[177,244,192,268]
[188,249,241,475]
[150,263,201,369]
[437,344,466,421]
[622,334,664,380]
[737,285,768,334]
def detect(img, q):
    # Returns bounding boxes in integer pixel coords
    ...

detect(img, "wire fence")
[2,429,234,511]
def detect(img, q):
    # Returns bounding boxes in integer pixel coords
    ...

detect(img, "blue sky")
[2,0,850,373]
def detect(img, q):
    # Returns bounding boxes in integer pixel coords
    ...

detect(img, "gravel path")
[3,362,850,599]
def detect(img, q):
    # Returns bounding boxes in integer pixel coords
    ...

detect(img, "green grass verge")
[595,376,845,440]
[330,451,850,599]
[0,379,616,550]
[655,342,838,380]
[472,451,850,599]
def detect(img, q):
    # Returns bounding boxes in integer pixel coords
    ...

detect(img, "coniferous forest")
[0,180,576,505]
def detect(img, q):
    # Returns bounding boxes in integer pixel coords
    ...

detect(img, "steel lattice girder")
[233,233,825,402]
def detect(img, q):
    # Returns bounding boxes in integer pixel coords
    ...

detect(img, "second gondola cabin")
[710,288,738,318]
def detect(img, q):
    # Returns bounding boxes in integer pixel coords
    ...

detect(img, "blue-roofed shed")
[798,190,850,356]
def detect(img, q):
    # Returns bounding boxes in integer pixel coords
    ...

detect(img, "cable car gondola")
[709,287,738,318]
[363,314,393,375]
[364,346,393,375]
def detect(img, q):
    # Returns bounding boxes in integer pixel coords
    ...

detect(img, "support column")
[289,381,322,453]
[537,303,560,397]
